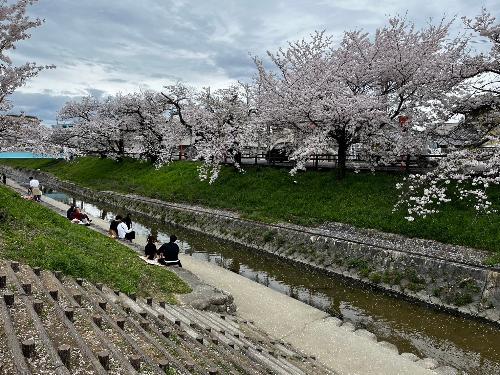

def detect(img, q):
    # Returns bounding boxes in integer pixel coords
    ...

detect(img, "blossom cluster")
[2,2,500,220]
[395,149,499,220]
[395,9,500,220]
[0,0,54,151]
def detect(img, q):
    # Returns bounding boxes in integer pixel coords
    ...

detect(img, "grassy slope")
[0,184,190,302]
[2,157,499,264]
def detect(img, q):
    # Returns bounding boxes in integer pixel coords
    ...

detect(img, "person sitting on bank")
[117,219,135,242]
[66,204,76,220]
[158,235,182,267]
[123,213,133,229]
[70,207,92,225]
[109,215,122,238]
[145,235,157,260]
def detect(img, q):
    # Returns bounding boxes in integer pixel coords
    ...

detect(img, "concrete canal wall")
[3,166,499,326]
[3,175,442,375]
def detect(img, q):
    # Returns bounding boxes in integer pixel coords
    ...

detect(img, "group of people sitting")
[67,204,182,267]
[145,234,182,267]
[109,214,136,241]
[66,204,92,225]
[109,214,181,267]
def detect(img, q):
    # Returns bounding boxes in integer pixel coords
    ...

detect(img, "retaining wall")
[3,166,499,325]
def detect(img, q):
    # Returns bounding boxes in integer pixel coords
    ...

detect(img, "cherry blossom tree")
[57,94,155,160]
[366,17,471,168]
[395,10,500,220]
[254,16,472,177]
[116,90,189,166]
[55,90,190,164]
[161,83,255,183]
[0,0,55,150]
[253,31,371,178]
[0,114,56,154]
[55,96,113,157]
[53,91,187,166]
[187,85,255,183]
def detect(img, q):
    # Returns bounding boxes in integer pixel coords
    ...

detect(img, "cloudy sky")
[8,0,500,125]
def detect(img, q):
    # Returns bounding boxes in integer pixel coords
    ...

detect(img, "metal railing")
[170,150,449,172]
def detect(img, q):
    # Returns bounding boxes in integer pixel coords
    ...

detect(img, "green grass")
[0,184,191,302]
[2,157,499,265]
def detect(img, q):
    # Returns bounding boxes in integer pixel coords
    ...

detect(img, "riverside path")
[5,178,436,375]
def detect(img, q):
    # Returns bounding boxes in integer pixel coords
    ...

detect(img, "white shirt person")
[28,177,41,201]
[29,177,40,188]
[117,221,135,242]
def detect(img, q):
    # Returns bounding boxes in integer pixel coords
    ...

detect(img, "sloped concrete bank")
[3,166,499,326]
[2,173,237,315]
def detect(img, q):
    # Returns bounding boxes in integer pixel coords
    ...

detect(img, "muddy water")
[46,190,500,374]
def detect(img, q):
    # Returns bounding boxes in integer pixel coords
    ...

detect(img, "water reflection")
[44,189,500,374]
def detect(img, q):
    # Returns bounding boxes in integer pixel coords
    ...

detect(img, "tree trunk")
[337,140,347,179]
[147,153,159,165]
[234,152,242,167]
[405,154,411,173]
[118,139,125,159]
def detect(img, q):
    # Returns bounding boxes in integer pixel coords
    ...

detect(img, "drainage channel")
[44,188,500,375]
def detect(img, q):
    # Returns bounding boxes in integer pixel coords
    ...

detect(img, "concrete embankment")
[3,177,441,375]
[5,166,498,327]
[0,259,335,375]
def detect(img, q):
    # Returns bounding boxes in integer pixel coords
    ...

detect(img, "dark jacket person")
[158,235,182,267]
[66,204,76,220]
[145,235,157,260]
[123,213,132,229]
[109,215,122,238]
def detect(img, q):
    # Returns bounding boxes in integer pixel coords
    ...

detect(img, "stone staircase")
[0,260,336,374]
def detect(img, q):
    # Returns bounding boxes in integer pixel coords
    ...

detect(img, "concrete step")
[176,306,304,375]
[0,261,335,374]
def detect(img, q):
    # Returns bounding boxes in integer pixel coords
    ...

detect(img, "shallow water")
[45,189,500,374]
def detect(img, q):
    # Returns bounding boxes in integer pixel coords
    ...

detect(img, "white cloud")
[6,0,499,123]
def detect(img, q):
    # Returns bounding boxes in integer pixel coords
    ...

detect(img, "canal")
[45,189,500,374]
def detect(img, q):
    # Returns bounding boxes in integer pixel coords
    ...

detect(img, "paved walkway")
[6,179,434,375]
[179,257,433,375]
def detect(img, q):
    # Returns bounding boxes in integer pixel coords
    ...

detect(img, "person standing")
[29,176,41,202]
[1,173,6,184]
[158,235,182,267]
[28,176,37,194]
